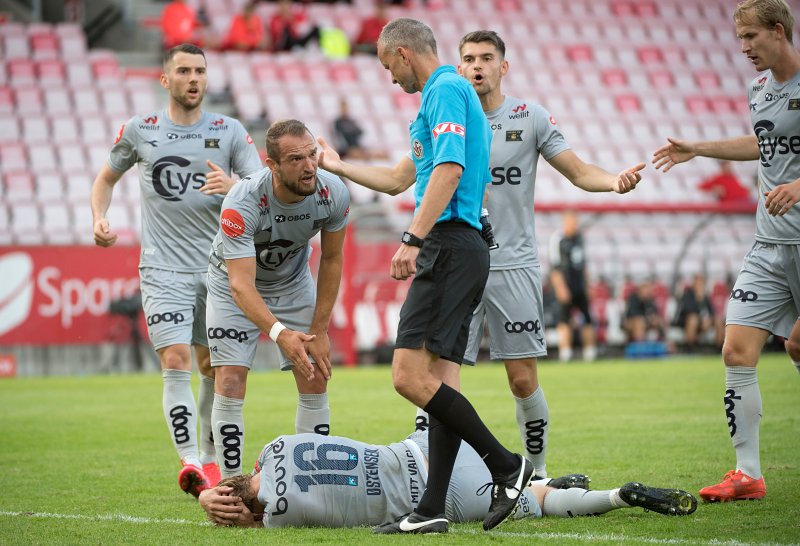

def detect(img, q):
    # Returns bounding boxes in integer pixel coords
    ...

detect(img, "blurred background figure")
[352,1,389,55]
[268,0,321,52]
[549,210,597,362]
[160,0,208,49]
[697,160,754,205]
[331,98,388,161]
[624,278,667,343]
[223,0,267,52]
[672,274,716,352]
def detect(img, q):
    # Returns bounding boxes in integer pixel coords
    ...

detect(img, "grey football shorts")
[726,242,800,338]
[139,267,208,350]
[463,266,548,364]
[206,268,316,370]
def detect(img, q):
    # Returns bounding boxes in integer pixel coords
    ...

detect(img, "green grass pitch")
[1,354,798,545]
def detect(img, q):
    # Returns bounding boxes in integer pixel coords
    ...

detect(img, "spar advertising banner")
[0,247,141,345]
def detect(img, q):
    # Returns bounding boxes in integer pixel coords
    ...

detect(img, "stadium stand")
[0,0,767,360]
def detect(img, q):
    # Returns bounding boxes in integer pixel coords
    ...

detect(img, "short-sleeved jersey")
[485,97,570,269]
[209,167,350,296]
[410,65,491,230]
[254,433,428,528]
[549,232,587,290]
[108,110,262,272]
[748,70,800,244]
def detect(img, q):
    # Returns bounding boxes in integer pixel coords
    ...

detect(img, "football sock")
[162,369,199,467]
[515,386,548,477]
[559,347,572,362]
[415,415,460,517]
[793,360,800,375]
[609,488,631,508]
[198,374,216,465]
[212,394,245,478]
[543,488,617,517]
[296,393,330,435]
[725,366,762,478]
[415,408,429,431]
[424,383,518,479]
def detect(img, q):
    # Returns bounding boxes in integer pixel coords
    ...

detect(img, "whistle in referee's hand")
[480,208,499,250]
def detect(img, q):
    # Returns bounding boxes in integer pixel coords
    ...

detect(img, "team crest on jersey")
[506,130,523,141]
[412,139,423,159]
[789,99,800,110]
[205,139,220,148]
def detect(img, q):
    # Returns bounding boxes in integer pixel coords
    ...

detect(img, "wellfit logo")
[509,103,530,119]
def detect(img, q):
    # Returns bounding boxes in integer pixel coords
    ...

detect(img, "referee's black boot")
[372,511,449,534]
[483,455,534,530]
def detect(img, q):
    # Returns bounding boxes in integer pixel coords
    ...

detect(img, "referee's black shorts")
[395,222,489,364]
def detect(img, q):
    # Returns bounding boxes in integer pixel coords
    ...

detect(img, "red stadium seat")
[0,142,27,172]
[3,170,34,201]
[601,67,628,87]
[636,46,664,64]
[611,0,636,17]
[566,44,593,63]
[0,85,13,114]
[647,68,675,88]
[30,31,60,59]
[614,93,642,113]
[329,63,357,83]
[7,58,36,85]
[37,58,66,84]
[685,95,712,114]
[693,69,721,90]
[0,115,20,142]
[635,0,659,17]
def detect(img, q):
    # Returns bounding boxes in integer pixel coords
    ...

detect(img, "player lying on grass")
[198,431,697,530]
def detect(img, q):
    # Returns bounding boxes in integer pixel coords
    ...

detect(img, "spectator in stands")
[331,98,388,160]
[90,44,263,499]
[652,0,799,503]
[624,279,666,342]
[223,1,268,52]
[160,0,207,50]
[268,0,321,52]
[697,160,754,204]
[672,274,715,351]
[352,1,389,55]
[549,210,597,362]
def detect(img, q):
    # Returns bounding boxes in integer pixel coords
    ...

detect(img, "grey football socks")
[212,394,245,478]
[296,392,330,435]
[725,366,762,478]
[162,369,200,467]
[198,374,216,465]
[515,386,549,478]
[543,488,617,517]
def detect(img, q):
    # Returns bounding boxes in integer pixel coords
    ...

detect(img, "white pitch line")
[0,510,210,526]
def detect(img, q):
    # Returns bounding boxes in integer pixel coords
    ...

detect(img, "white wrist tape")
[269,322,286,342]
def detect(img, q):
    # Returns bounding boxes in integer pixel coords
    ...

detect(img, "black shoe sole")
[620,482,698,515]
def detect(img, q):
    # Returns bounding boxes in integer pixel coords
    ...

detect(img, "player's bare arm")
[200,160,237,195]
[549,150,644,194]
[90,162,124,247]
[305,227,347,380]
[392,162,462,281]
[317,136,416,195]
[764,177,800,216]
[226,256,317,381]
[652,135,759,172]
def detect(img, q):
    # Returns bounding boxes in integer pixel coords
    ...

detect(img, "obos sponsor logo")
[221,209,246,238]
[432,122,465,138]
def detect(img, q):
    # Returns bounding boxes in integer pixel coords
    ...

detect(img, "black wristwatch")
[401,231,424,248]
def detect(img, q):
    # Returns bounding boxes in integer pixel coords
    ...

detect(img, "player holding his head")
[90,43,262,496]
[412,29,644,481]
[205,119,350,484]
[652,0,800,502]
[197,430,697,529]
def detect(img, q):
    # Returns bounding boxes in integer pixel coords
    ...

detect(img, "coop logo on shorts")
[147,311,185,326]
[730,289,758,303]
[221,209,246,238]
[207,327,248,342]
[151,156,206,201]
[412,139,423,159]
[0,252,35,336]
[432,122,465,138]
[504,320,541,334]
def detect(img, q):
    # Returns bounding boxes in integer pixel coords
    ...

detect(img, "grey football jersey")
[209,168,350,297]
[485,97,570,269]
[254,433,427,528]
[748,70,800,244]
[108,110,262,272]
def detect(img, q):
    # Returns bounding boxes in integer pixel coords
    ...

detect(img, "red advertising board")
[0,246,141,345]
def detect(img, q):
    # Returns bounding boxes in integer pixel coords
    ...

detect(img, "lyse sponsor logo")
[221,209,246,238]
[38,267,139,328]
[255,239,303,270]
[432,122,465,138]
[730,289,758,303]
[220,423,243,471]
[207,327,248,342]
[151,156,207,201]
[169,405,192,444]
[504,320,541,333]
[147,311,185,326]
[491,166,522,185]
[524,419,547,455]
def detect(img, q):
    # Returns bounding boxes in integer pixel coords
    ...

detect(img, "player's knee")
[215,369,247,398]
[785,337,800,361]
[721,339,755,366]
[507,369,537,398]
[159,345,192,371]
